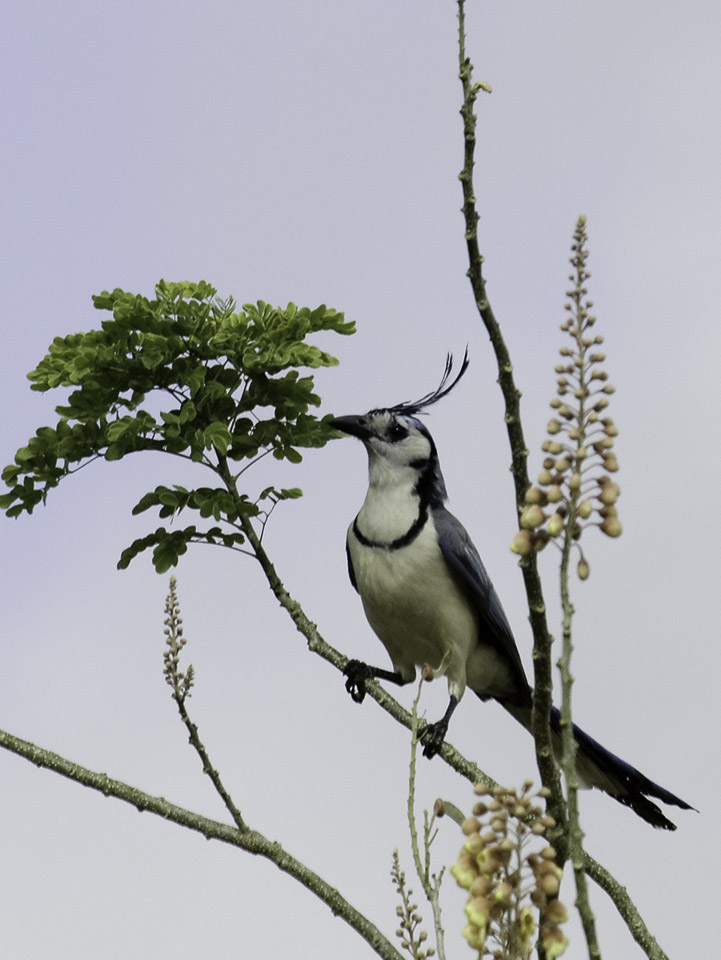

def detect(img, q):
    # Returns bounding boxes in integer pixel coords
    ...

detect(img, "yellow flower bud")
[598,481,620,504]
[464,832,484,855]
[462,922,485,950]
[525,486,547,505]
[544,899,569,924]
[548,513,565,537]
[541,924,569,959]
[601,517,623,538]
[520,505,545,529]
[470,876,493,897]
[602,454,619,472]
[493,881,513,905]
[539,873,560,897]
[577,499,592,519]
[577,558,590,580]
[546,484,563,503]
[510,530,533,555]
[451,852,478,889]
[478,854,501,876]
[519,905,536,942]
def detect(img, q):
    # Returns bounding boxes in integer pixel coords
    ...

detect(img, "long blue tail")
[549,706,694,830]
[499,696,695,829]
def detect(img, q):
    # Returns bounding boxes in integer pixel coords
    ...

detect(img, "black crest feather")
[389,348,470,416]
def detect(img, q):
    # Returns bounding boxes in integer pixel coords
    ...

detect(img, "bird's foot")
[420,718,449,759]
[343,659,372,703]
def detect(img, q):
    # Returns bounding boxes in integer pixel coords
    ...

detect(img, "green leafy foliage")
[1,280,354,570]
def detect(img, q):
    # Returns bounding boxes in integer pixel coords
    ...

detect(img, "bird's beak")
[329,415,371,441]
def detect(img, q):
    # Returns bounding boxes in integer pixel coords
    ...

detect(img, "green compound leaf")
[4,281,354,572]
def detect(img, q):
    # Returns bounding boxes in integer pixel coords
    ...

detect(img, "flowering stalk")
[512,218,618,958]
[451,781,569,959]
[511,216,620,570]
[392,850,437,960]
[403,673,445,960]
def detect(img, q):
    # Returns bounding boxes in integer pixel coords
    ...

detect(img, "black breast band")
[352,507,429,551]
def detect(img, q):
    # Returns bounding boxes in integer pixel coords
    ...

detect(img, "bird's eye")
[387,421,409,443]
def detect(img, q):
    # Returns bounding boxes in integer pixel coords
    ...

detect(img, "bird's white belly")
[349,523,477,692]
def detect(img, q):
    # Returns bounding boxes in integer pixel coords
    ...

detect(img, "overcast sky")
[2,1,719,957]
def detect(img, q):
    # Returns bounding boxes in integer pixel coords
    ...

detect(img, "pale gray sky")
[1,1,719,957]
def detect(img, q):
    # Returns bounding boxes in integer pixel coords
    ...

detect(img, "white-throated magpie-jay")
[331,353,693,829]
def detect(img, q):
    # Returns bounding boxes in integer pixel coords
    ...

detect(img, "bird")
[330,352,693,830]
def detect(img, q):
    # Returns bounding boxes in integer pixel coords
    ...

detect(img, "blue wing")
[433,505,529,697]
[434,506,695,828]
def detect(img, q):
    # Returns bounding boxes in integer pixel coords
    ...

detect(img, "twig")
[556,231,602,958]
[454,7,669,960]
[559,500,601,959]
[0,728,404,960]
[406,679,446,960]
[455,0,565,844]
[163,575,247,831]
[583,854,669,960]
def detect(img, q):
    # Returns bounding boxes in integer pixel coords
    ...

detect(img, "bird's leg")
[343,659,409,703]
[419,696,460,758]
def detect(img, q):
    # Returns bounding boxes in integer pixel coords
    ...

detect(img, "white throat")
[356,451,422,541]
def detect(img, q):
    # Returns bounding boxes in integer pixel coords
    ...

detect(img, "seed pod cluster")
[390,850,436,959]
[510,217,621,579]
[451,782,568,959]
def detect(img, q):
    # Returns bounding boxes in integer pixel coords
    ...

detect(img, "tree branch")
[0,727,404,960]
[455,0,565,843]
[584,854,669,960]
[454,6,671,960]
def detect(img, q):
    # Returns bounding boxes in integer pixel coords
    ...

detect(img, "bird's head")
[330,351,469,504]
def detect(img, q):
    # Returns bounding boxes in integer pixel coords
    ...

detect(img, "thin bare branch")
[0,727,404,960]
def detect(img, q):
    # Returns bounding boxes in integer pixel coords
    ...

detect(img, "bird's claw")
[419,719,448,759]
[343,659,371,703]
